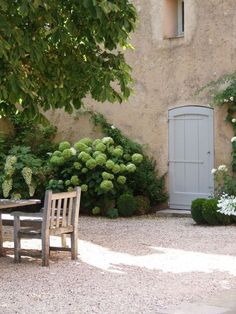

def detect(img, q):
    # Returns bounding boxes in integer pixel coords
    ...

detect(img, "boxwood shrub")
[202,199,220,225]
[191,198,207,224]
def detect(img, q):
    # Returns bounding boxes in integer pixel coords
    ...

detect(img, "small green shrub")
[106,208,119,219]
[231,215,236,223]
[202,199,220,225]
[97,198,116,216]
[191,198,207,224]
[216,212,232,225]
[117,193,136,217]
[134,195,151,215]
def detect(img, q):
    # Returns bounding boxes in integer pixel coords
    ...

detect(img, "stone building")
[6,0,236,209]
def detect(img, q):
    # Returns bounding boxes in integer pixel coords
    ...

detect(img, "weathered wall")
[47,0,236,176]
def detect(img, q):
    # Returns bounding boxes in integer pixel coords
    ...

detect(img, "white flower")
[111,125,116,129]
[218,165,228,172]
[211,168,217,174]
[217,193,236,216]
[231,137,236,143]
[232,118,236,123]
[224,99,229,103]
[70,147,77,156]
[230,96,234,101]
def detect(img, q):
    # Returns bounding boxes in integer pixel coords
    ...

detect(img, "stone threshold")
[156,209,191,218]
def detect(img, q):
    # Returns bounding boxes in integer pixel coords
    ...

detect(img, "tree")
[0,0,137,119]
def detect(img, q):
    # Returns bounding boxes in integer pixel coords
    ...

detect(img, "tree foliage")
[0,0,137,119]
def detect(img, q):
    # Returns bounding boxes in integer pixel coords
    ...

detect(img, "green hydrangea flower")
[71,175,80,185]
[95,154,107,165]
[11,193,21,200]
[65,180,71,186]
[74,142,88,152]
[95,143,106,152]
[52,150,62,157]
[78,152,91,162]
[92,206,101,215]
[50,156,65,166]
[59,141,71,151]
[126,163,137,173]
[86,158,97,169]
[117,176,127,185]
[112,148,123,157]
[120,164,127,173]
[73,162,82,170]
[102,137,114,145]
[93,139,101,146]
[67,187,74,192]
[81,167,88,174]
[108,146,114,154]
[106,160,115,169]
[81,184,88,192]
[79,138,93,146]
[124,154,131,161]
[93,151,101,158]
[112,164,121,174]
[2,179,13,198]
[131,153,143,164]
[100,180,114,191]
[62,148,73,160]
[102,172,114,180]
[22,167,32,185]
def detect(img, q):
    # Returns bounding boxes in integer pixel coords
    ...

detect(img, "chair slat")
[50,199,56,228]
[51,191,76,200]
[56,199,62,228]
[67,197,73,225]
[62,198,68,227]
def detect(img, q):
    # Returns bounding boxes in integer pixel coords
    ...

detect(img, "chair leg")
[61,234,67,248]
[0,214,3,257]
[70,230,78,260]
[14,216,21,262]
[42,235,50,267]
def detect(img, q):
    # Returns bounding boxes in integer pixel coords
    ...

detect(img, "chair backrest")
[43,187,81,231]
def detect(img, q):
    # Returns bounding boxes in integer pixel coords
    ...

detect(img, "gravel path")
[0,216,236,313]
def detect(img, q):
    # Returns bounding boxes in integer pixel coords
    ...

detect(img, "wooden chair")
[11,187,81,266]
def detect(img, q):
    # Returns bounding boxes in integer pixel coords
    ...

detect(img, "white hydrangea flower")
[224,99,229,103]
[217,193,236,216]
[230,96,234,101]
[70,147,77,156]
[218,165,228,172]
[232,118,236,123]
[211,168,217,174]
[111,125,116,129]
[231,137,236,143]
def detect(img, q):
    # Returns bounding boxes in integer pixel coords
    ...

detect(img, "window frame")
[177,0,185,36]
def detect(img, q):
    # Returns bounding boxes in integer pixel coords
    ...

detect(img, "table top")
[0,199,41,210]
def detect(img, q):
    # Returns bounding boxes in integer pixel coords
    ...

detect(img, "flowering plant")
[212,165,236,197]
[217,193,236,216]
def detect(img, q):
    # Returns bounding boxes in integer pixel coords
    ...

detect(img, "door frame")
[168,105,214,210]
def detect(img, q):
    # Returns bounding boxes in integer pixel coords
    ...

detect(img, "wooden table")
[0,199,41,255]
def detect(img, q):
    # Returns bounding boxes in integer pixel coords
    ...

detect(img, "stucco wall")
[47,0,236,176]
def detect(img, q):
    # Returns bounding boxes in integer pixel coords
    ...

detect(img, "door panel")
[169,106,214,210]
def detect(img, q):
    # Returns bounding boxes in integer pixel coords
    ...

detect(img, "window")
[177,0,184,35]
[164,0,185,38]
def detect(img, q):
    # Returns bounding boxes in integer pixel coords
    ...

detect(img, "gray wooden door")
[169,106,214,210]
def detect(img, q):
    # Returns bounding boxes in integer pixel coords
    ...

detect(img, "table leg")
[0,213,3,256]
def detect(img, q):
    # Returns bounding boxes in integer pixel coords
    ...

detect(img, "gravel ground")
[0,216,236,314]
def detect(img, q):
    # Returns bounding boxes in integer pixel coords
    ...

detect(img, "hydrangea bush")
[0,146,45,199]
[48,137,144,212]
